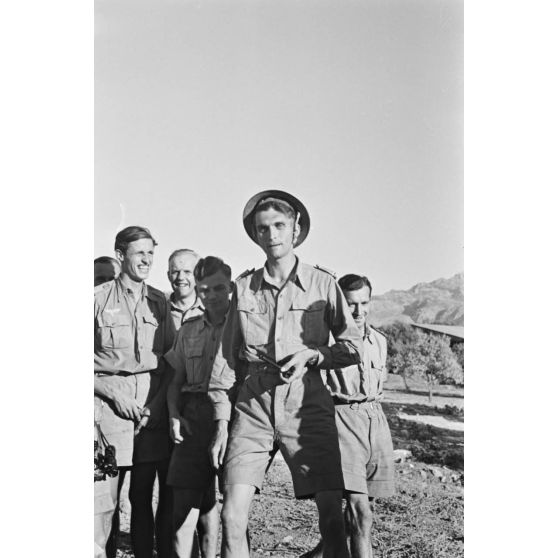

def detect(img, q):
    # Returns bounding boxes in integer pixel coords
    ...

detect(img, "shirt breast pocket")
[143,313,162,354]
[184,340,204,384]
[288,299,327,345]
[237,296,269,347]
[97,313,132,349]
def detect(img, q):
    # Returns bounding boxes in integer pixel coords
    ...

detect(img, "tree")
[452,342,464,370]
[388,329,463,402]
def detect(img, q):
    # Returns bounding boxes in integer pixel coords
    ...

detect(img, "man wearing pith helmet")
[210,190,364,558]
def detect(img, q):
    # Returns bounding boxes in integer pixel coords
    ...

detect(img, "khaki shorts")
[95,372,171,467]
[167,393,216,491]
[223,369,344,499]
[334,401,395,498]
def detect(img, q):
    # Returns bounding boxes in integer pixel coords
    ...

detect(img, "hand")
[111,391,142,421]
[169,417,184,444]
[279,349,316,384]
[142,399,164,429]
[134,409,150,436]
[209,420,229,469]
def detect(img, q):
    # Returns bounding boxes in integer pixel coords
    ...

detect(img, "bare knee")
[221,504,248,540]
[346,497,373,536]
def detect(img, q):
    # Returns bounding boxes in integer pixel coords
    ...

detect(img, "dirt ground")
[114,376,464,558]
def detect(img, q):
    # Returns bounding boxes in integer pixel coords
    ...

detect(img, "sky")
[95,0,463,295]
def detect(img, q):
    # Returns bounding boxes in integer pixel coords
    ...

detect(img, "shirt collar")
[364,323,375,344]
[116,277,147,302]
[169,293,203,313]
[201,308,227,329]
[256,257,307,292]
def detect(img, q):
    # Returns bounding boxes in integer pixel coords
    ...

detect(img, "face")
[254,208,300,260]
[196,271,233,315]
[343,285,372,332]
[167,253,198,298]
[94,261,120,287]
[116,238,154,283]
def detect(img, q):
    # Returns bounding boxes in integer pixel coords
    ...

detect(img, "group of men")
[94,190,395,558]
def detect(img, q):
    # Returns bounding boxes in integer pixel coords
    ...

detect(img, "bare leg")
[220,484,256,558]
[106,467,128,558]
[173,489,205,558]
[345,493,373,558]
[196,487,219,558]
[314,490,349,558]
[94,472,120,558]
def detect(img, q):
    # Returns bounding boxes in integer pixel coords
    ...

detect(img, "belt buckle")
[349,401,360,410]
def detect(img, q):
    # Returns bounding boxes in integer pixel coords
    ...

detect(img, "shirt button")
[277,316,283,321]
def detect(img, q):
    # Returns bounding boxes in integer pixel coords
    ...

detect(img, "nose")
[354,303,363,316]
[268,226,278,241]
[177,270,186,281]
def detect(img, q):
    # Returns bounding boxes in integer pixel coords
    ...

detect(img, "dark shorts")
[223,370,344,499]
[334,401,395,498]
[167,393,216,491]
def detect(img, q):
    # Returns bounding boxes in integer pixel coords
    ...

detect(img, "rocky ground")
[114,377,464,558]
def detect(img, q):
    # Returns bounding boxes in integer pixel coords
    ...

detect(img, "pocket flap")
[237,296,267,314]
[98,312,132,328]
[184,338,204,358]
[290,299,327,312]
[142,313,159,326]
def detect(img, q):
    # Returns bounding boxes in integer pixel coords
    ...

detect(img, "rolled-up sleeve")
[317,278,363,369]
[207,361,237,421]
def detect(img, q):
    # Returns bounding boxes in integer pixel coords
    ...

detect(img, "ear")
[115,249,124,264]
[292,221,301,244]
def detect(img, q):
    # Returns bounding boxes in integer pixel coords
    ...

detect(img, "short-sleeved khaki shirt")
[221,259,363,373]
[166,293,204,337]
[94,278,173,374]
[325,325,388,403]
[165,313,236,421]
[94,278,174,465]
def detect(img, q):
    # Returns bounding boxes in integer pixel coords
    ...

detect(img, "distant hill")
[370,272,464,326]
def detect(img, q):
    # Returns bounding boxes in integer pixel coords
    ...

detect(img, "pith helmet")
[242,190,310,247]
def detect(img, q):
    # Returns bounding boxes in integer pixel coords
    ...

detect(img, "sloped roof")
[411,323,464,340]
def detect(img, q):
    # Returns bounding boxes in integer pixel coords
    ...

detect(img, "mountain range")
[370,272,464,326]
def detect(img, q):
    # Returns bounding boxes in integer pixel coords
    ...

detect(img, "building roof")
[411,323,464,341]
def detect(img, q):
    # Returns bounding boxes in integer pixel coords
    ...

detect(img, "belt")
[94,370,151,377]
[246,362,319,376]
[333,398,381,409]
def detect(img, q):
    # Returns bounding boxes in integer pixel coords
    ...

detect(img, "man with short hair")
[94,256,121,287]
[166,256,236,558]
[166,249,204,334]
[210,190,363,558]
[94,226,174,558]
[303,274,395,558]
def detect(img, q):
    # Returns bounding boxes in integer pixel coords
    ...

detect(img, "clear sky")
[95,0,463,295]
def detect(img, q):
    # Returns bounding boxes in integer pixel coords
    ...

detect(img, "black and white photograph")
[93,1,463,557]
[7,1,558,558]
